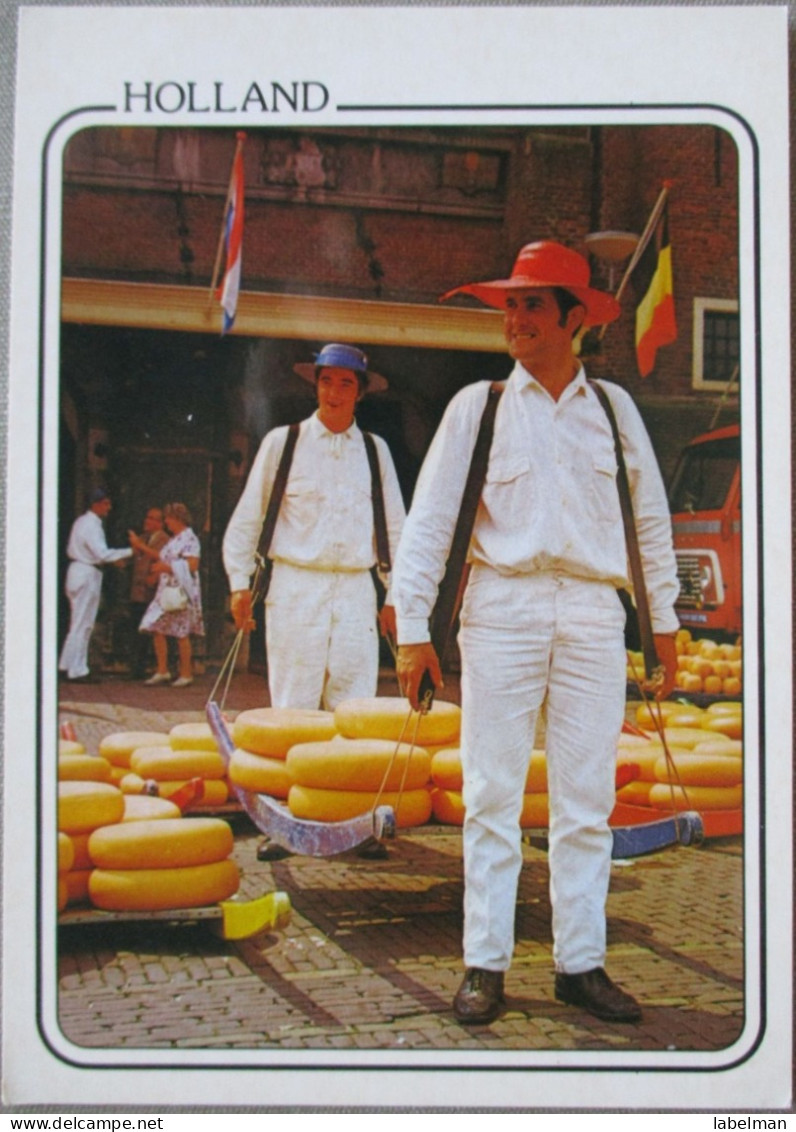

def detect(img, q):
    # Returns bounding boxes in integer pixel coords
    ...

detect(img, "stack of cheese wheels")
[87,816,240,912]
[429,747,549,827]
[98,731,171,787]
[616,700,743,812]
[228,707,337,801]
[327,696,464,828]
[648,700,743,812]
[57,831,76,911]
[128,740,230,809]
[672,631,742,697]
[58,776,125,907]
[286,736,433,827]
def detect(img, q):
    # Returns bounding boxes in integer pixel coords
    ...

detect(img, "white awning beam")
[61,278,506,353]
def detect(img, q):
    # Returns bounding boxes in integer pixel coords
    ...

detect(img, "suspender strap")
[251,422,390,605]
[429,382,503,665]
[251,422,300,602]
[363,432,390,573]
[588,380,661,680]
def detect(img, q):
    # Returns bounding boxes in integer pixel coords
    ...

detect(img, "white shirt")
[66,510,133,568]
[223,412,406,594]
[392,362,680,642]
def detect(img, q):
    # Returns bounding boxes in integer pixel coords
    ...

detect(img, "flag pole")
[208,131,246,310]
[598,180,672,340]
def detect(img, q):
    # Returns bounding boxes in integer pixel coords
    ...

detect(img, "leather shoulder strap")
[363,432,391,573]
[588,380,660,678]
[429,382,504,664]
[256,422,300,563]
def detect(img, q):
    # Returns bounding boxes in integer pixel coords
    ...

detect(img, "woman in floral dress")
[131,502,204,687]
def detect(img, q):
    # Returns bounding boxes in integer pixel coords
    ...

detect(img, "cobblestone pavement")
[55,673,745,1056]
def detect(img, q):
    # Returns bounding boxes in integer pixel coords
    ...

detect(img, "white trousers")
[265,561,379,711]
[458,566,627,974]
[58,562,103,679]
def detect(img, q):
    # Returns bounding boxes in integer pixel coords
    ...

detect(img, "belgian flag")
[635,204,677,377]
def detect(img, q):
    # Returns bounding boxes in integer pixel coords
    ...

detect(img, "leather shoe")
[256,839,292,862]
[554,967,642,1023]
[453,967,505,1025]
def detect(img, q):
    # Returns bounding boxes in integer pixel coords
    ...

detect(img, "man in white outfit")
[59,488,133,682]
[392,242,679,1025]
[223,343,405,712]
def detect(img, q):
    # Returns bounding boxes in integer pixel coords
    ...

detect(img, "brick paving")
[55,671,744,1056]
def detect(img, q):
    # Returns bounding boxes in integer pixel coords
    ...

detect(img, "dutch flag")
[216,135,245,334]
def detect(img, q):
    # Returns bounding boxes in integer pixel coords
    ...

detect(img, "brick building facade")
[58,123,741,665]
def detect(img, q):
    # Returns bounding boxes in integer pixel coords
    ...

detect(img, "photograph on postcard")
[4,3,790,1112]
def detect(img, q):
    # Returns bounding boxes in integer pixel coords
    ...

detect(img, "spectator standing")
[127,506,169,679]
[58,488,133,683]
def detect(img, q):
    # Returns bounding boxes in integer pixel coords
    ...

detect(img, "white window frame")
[692,296,740,392]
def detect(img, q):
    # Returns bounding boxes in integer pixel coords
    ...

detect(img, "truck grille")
[676,555,704,607]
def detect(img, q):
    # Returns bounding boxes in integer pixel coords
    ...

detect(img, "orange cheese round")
[168,722,219,751]
[653,752,743,788]
[288,784,432,828]
[98,731,171,769]
[232,708,337,758]
[286,737,431,792]
[648,782,743,811]
[122,794,182,822]
[228,749,293,799]
[58,754,113,783]
[58,781,125,835]
[89,859,240,912]
[334,697,461,747]
[129,746,226,782]
[89,817,234,869]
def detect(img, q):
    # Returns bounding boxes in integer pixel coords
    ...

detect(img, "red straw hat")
[440,240,621,328]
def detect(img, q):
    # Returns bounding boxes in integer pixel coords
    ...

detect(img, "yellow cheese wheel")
[59,739,86,756]
[122,795,182,822]
[615,781,653,806]
[635,702,682,728]
[617,732,656,748]
[691,738,743,759]
[58,754,113,783]
[706,701,743,715]
[109,766,129,786]
[648,783,743,812]
[288,784,432,828]
[663,707,706,729]
[58,877,69,912]
[169,722,219,751]
[653,752,743,787]
[232,707,337,758]
[58,832,75,873]
[334,696,461,746]
[430,749,463,790]
[64,868,93,906]
[157,778,230,807]
[89,817,234,869]
[69,833,92,870]
[430,789,549,827]
[89,858,240,912]
[429,748,547,793]
[58,781,125,834]
[228,749,293,798]
[286,737,431,792]
[129,746,227,782]
[659,727,716,750]
[701,714,743,740]
[616,745,690,783]
[98,731,171,769]
[119,773,148,794]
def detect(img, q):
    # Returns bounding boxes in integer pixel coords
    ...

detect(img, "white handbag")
[160,579,189,612]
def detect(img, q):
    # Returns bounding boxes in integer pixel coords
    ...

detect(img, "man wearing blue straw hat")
[393,242,679,1026]
[223,343,405,712]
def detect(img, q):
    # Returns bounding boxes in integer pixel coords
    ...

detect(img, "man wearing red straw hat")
[393,242,679,1025]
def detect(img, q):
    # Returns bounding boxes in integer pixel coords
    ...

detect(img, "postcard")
[2,2,791,1112]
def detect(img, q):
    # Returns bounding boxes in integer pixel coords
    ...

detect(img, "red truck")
[667,423,742,639]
